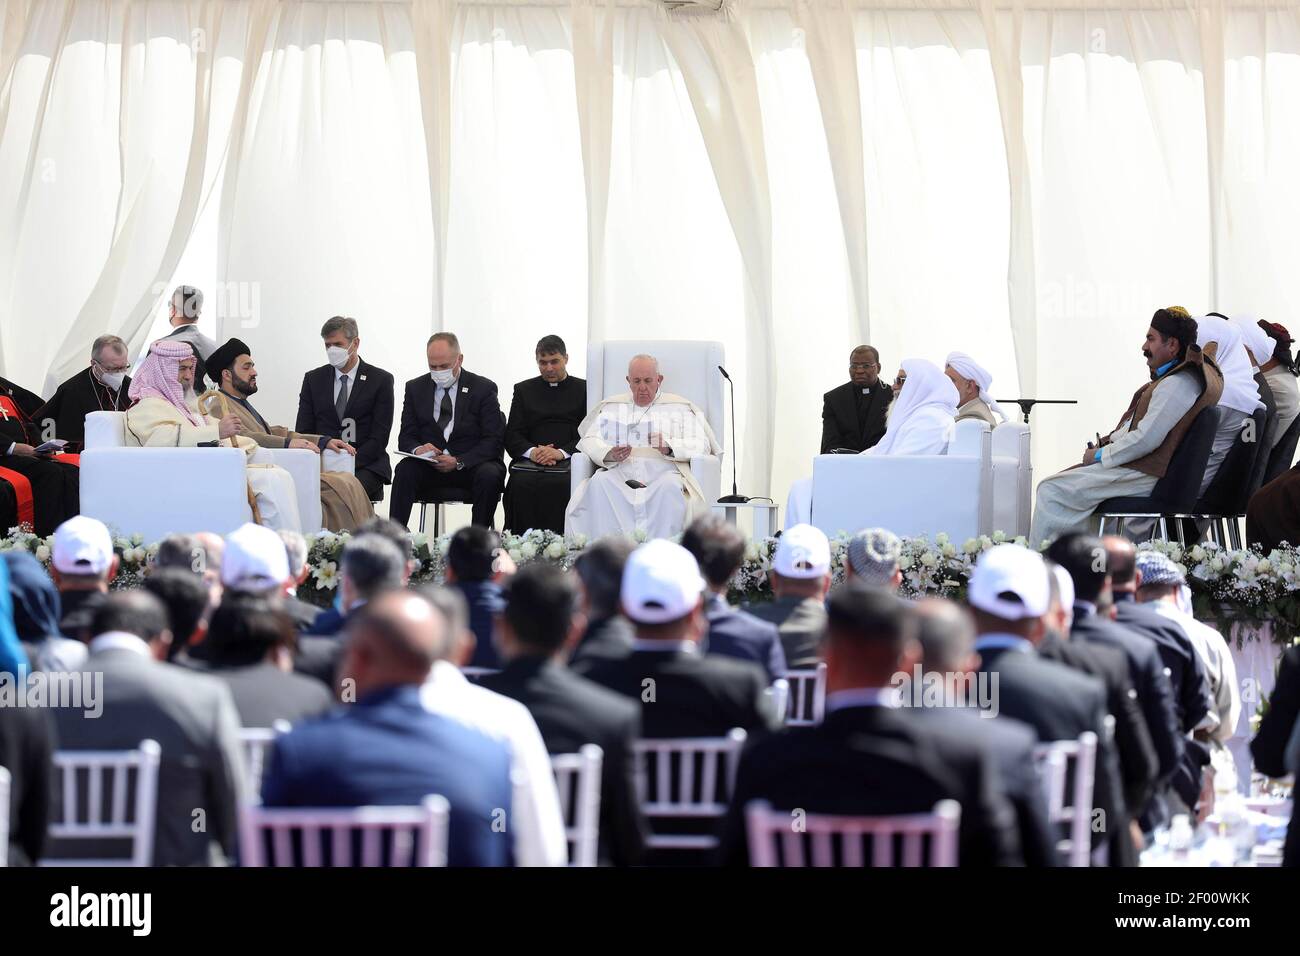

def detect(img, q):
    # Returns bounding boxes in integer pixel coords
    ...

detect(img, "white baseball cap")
[968,544,1050,620]
[773,524,831,579]
[621,539,705,624]
[52,516,114,575]
[222,523,290,589]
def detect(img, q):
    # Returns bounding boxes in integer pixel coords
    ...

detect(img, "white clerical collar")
[630,639,697,654]
[89,631,152,658]
[824,686,903,713]
[974,633,1035,654]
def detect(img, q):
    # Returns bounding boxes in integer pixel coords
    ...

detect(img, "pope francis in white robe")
[565,355,721,540]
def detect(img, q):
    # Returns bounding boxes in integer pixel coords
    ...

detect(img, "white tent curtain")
[3,0,1300,514]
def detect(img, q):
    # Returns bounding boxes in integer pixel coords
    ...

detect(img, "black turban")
[1150,309,1198,356]
[205,338,252,386]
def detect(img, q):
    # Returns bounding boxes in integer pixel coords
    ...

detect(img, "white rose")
[744,542,760,562]
[934,532,950,546]
[1257,559,1272,574]
[1210,557,1226,572]
[572,533,589,549]
[941,543,956,558]
[520,542,538,560]
[920,552,939,568]
[131,533,144,546]
[507,548,523,563]
[633,529,648,543]
[35,545,50,562]
[963,538,980,555]
[992,530,1007,544]
[899,555,915,571]
[544,541,565,560]
[1190,545,1206,562]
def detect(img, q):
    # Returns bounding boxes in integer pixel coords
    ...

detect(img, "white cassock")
[125,395,302,531]
[565,391,721,540]
[785,359,958,529]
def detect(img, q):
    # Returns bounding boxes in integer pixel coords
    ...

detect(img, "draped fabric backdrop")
[2,0,1299,518]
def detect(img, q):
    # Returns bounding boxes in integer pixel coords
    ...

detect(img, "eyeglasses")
[849,362,879,371]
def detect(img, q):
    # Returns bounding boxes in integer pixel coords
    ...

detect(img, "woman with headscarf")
[125,339,302,530]
[1195,315,1262,496]
[785,359,959,527]
[3,551,85,672]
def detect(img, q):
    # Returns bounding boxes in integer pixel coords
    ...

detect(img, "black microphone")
[716,365,750,504]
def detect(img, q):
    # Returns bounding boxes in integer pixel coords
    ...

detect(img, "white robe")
[564,391,720,539]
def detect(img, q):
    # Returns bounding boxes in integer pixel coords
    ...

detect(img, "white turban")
[944,351,1010,422]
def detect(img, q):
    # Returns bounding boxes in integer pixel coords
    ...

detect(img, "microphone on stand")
[716,365,750,504]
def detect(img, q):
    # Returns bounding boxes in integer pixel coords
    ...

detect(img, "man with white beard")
[564,355,721,540]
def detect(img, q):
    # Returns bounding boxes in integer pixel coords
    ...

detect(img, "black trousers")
[389,457,506,528]
[502,465,571,534]
[355,467,386,503]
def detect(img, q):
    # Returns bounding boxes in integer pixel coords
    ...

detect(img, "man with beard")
[0,374,80,536]
[33,335,133,450]
[198,338,373,531]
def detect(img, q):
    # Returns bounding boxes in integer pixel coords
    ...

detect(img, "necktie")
[335,374,349,421]
[437,388,453,435]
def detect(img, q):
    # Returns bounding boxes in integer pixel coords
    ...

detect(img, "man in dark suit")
[503,335,587,534]
[480,563,648,866]
[967,544,1128,866]
[294,316,395,503]
[569,537,636,671]
[681,515,786,682]
[1250,643,1299,866]
[819,345,893,454]
[390,331,507,529]
[444,526,505,669]
[49,591,246,866]
[262,591,515,867]
[580,540,775,739]
[718,584,1022,866]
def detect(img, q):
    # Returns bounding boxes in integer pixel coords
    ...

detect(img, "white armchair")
[80,411,321,541]
[571,340,726,506]
[809,419,992,541]
[991,421,1032,538]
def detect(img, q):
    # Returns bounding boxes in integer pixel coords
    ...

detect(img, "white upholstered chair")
[745,799,961,867]
[1032,731,1098,868]
[570,340,726,508]
[42,740,162,867]
[551,744,604,867]
[991,421,1032,538]
[80,410,321,539]
[809,419,993,540]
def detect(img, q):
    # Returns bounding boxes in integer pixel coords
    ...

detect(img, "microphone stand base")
[716,494,752,504]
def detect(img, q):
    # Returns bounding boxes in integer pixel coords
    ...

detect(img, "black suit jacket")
[718,705,1022,866]
[295,360,395,483]
[580,647,774,739]
[397,368,505,470]
[480,657,649,866]
[0,695,53,866]
[1250,646,1300,867]
[206,662,336,729]
[1114,596,1213,733]
[570,616,635,672]
[820,381,892,454]
[504,376,587,459]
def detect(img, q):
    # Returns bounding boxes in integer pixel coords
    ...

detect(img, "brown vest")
[1106,344,1224,479]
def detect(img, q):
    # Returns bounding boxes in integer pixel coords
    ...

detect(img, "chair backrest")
[550,744,604,867]
[84,410,128,449]
[239,721,291,803]
[0,765,9,867]
[991,421,1032,537]
[783,663,827,726]
[632,728,747,851]
[44,740,162,867]
[1196,406,1269,514]
[1143,405,1222,512]
[238,795,451,867]
[1031,731,1097,868]
[585,340,726,443]
[745,799,961,867]
[1263,412,1300,487]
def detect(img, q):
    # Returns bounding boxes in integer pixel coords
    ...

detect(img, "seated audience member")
[198,337,372,531]
[151,531,224,609]
[200,594,334,728]
[279,529,323,632]
[581,540,775,738]
[747,524,831,671]
[680,516,787,682]
[569,537,636,671]
[0,375,80,537]
[34,333,133,450]
[503,334,587,533]
[967,544,1127,867]
[786,358,959,526]
[1030,309,1223,544]
[1193,313,1263,496]
[142,568,212,664]
[820,345,892,454]
[50,516,118,643]
[304,517,415,637]
[444,525,506,670]
[5,551,84,672]
[844,528,904,591]
[418,585,568,867]
[911,598,1059,866]
[1256,320,1300,451]
[50,591,245,866]
[479,564,648,867]
[0,663,53,866]
[565,354,721,540]
[945,352,1010,426]
[718,583,1022,867]
[261,592,513,867]
[1232,314,1279,443]
[1250,641,1300,867]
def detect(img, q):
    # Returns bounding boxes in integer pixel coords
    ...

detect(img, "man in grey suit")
[747,524,831,670]
[50,591,246,866]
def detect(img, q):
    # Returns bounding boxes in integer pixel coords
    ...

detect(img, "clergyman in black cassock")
[34,335,134,451]
[503,338,586,533]
[820,345,893,453]
[0,377,80,536]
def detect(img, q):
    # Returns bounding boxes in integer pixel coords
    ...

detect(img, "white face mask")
[430,368,456,388]
[98,371,126,391]
[326,345,352,369]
